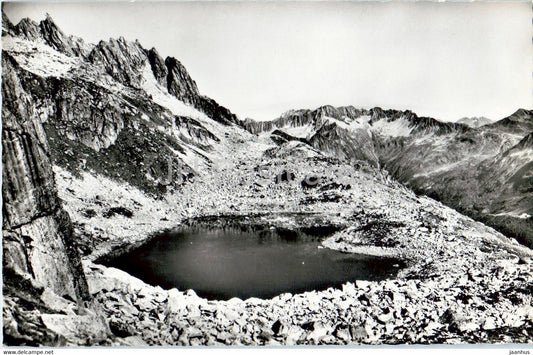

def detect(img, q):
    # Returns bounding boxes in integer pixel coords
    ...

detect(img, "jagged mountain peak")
[164,56,200,104]
[367,107,471,136]
[88,36,149,87]
[511,108,533,117]
[17,16,38,26]
[243,103,476,140]
[6,10,238,125]
[146,46,167,86]
[13,17,40,40]
[501,108,533,123]
[39,12,77,55]
[6,11,89,57]
[315,105,369,123]
[279,108,311,118]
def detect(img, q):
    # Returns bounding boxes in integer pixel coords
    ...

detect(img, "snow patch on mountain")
[351,115,371,127]
[492,211,532,219]
[280,124,317,139]
[2,35,78,77]
[276,114,373,140]
[370,117,412,137]
[141,64,208,122]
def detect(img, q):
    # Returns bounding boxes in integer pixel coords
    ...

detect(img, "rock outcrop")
[2,52,89,301]
[165,56,200,104]
[1,10,15,35]
[146,47,167,87]
[88,37,147,88]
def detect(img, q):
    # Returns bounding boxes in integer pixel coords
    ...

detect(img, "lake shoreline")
[35,166,533,345]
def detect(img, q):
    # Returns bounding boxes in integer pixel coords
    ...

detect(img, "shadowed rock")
[2,52,89,304]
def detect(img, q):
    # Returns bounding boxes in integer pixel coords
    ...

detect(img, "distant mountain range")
[243,106,533,247]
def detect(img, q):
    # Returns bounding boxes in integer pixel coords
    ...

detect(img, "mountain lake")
[103,224,405,300]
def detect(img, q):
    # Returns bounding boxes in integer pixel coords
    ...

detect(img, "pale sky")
[3,1,532,122]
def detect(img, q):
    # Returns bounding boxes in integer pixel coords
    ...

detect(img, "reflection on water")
[103,225,404,300]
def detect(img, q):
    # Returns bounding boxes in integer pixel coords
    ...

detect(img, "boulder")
[440,308,479,333]
[356,280,371,289]
[265,338,282,346]
[185,289,198,298]
[257,327,274,342]
[424,321,443,335]
[134,295,156,312]
[285,326,305,346]
[166,289,187,314]
[274,170,295,183]
[187,327,204,339]
[40,288,76,315]
[41,314,110,344]
[216,332,235,345]
[301,176,321,189]
[306,323,329,344]
[115,336,149,346]
[102,267,146,291]
[342,282,357,297]
[482,317,497,330]
[349,325,369,342]
[333,324,351,342]
[377,308,394,324]
[301,321,315,331]
[109,317,135,337]
[226,297,244,306]
[86,274,118,295]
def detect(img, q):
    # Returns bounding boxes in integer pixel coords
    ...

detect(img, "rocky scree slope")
[2,12,533,346]
[243,105,533,248]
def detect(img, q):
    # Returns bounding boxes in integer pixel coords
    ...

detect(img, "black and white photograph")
[1,0,532,351]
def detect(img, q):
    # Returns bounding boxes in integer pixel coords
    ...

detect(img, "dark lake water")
[103,225,403,300]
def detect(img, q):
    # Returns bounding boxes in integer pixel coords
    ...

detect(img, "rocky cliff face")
[2,53,89,303]
[88,37,147,88]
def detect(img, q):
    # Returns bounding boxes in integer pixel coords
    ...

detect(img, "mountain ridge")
[243,104,533,247]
